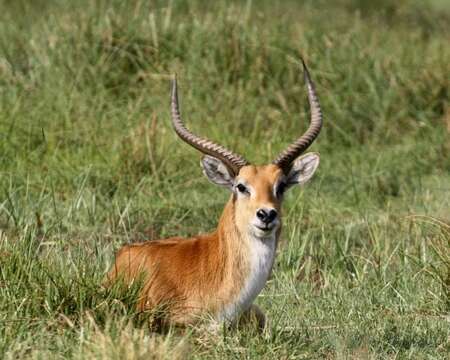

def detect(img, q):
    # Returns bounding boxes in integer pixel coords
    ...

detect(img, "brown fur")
[107,165,285,325]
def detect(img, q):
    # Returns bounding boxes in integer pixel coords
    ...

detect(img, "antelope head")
[171,60,322,240]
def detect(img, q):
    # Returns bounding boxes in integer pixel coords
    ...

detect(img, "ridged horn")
[273,59,323,173]
[171,76,249,176]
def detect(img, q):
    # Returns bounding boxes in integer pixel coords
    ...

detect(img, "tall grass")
[0,0,449,358]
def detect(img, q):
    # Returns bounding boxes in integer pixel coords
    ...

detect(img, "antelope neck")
[214,197,278,321]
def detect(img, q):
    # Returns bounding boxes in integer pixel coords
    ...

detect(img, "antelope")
[107,59,322,330]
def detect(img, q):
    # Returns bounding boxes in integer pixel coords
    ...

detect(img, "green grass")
[0,0,449,358]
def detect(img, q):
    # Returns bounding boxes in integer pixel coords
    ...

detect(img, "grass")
[0,0,449,358]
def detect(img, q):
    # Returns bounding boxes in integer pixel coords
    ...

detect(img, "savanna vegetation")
[0,0,449,358]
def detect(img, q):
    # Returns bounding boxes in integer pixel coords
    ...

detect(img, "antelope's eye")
[277,182,287,197]
[236,184,248,194]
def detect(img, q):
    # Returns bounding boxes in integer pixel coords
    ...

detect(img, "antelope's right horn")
[170,77,249,176]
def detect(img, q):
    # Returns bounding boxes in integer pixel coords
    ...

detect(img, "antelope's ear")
[285,152,320,187]
[200,156,234,190]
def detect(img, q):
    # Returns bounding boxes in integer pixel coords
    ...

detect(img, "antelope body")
[108,60,323,329]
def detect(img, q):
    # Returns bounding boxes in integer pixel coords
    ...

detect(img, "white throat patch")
[218,231,276,322]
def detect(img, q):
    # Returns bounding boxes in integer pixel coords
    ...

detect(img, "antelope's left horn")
[272,59,323,173]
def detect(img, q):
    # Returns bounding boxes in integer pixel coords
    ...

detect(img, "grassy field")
[0,0,449,358]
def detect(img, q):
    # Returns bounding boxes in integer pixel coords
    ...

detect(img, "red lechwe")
[107,59,323,330]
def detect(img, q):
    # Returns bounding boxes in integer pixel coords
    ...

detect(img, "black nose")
[256,208,278,224]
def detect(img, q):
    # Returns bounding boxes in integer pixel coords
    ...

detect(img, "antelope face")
[200,153,320,238]
[236,164,283,238]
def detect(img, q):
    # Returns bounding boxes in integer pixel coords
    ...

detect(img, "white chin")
[251,225,276,238]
